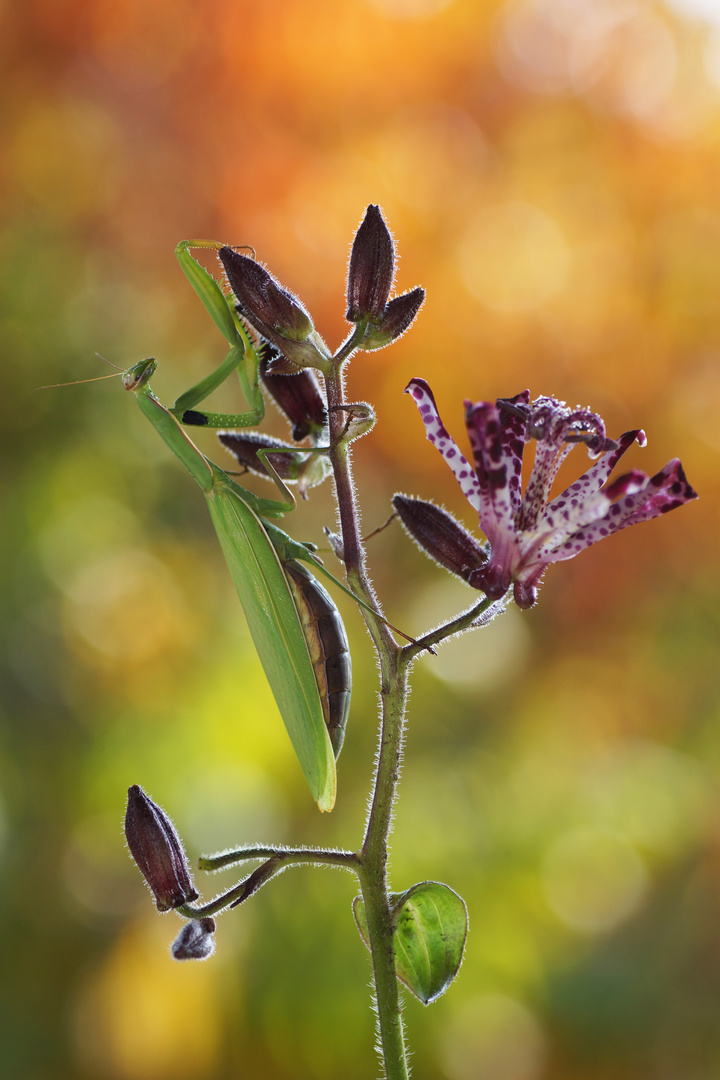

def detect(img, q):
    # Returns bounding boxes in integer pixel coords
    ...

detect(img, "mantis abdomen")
[283,562,351,759]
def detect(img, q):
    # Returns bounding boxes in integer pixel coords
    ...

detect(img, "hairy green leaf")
[353,880,468,1004]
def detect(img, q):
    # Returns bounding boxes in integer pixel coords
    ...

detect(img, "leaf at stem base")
[353,881,468,1005]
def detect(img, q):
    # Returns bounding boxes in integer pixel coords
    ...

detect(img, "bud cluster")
[217,205,424,379]
[346,205,425,351]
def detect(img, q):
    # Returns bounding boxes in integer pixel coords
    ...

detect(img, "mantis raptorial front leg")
[168,240,269,430]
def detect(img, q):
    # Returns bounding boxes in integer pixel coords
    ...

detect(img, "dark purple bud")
[219,431,331,495]
[171,917,216,961]
[393,495,487,585]
[219,248,313,342]
[218,248,330,371]
[346,205,395,322]
[361,288,425,351]
[124,785,198,912]
[219,431,303,481]
[513,581,538,609]
[260,346,327,440]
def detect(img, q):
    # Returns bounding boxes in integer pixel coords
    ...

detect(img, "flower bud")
[219,248,312,340]
[219,248,329,370]
[219,431,304,479]
[346,205,395,322]
[260,346,327,441]
[218,431,330,495]
[124,785,198,912]
[360,288,425,351]
[393,495,487,585]
[172,918,216,961]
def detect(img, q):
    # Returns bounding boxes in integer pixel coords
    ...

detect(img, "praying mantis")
[122,241,358,812]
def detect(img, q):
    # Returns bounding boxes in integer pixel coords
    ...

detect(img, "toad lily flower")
[406,379,697,609]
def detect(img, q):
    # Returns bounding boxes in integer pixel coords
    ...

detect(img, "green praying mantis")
[121,241,376,812]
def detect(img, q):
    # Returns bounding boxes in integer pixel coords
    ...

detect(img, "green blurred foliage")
[1,0,719,1077]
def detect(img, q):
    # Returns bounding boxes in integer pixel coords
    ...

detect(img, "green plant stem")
[324,351,499,1079]
[402,594,500,664]
[325,357,410,1080]
[357,654,411,1080]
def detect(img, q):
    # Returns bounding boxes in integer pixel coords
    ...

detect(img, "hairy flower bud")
[219,247,312,340]
[172,918,216,961]
[346,205,395,322]
[219,431,302,479]
[260,346,327,440]
[218,248,330,369]
[124,785,198,912]
[361,288,425,351]
[218,431,330,495]
[393,495,487,585]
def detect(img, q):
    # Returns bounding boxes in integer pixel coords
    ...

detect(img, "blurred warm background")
[2,0,720,1077]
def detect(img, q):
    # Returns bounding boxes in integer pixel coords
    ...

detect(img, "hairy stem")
[357,655,411,1080]
[180,848,360,919]
[325,354,410,1079]
[324,350,498,1078]
[199,845,359,872]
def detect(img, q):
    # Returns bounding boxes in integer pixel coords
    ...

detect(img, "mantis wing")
[207,479,337,812]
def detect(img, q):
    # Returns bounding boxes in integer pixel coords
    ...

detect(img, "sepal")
[353,881,468,1005]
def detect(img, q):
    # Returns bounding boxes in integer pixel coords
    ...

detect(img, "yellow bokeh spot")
[457,201,570,312]
[61,548,193,661]
[440,993,546,1080]
[364,0,453,19]
[73,919,221,1079]
[542,827,648,934]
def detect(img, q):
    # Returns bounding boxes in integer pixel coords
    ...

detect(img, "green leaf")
[353,881,468,1005]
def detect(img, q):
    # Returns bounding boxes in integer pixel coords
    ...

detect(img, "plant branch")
[401,594,502,664]
[178,848,360,919]
[199,845,359,872]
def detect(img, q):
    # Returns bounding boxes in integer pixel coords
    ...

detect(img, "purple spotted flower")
[407,378,697,609]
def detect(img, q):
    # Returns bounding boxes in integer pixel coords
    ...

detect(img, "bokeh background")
[2,0,720,1077]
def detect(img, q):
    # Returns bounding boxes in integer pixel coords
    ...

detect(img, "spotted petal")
[542,460,697,564]
[535,469,647,563]
[545,429,646,520]
[615,459,697,526]
[465,390,529,523]
[405,379,482,511]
